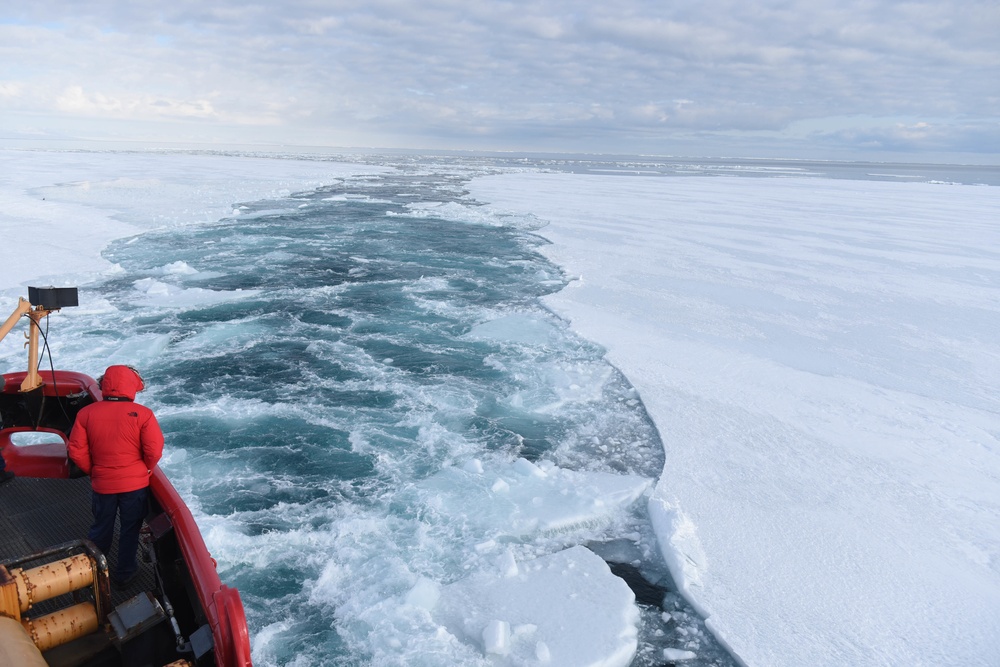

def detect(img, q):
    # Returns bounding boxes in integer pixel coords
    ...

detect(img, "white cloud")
[53,85,283,126]
[517,15,568,40]
[1,0,997,158]
[55,86,216,119]
[0,82,24,98]
[287,16,343,36]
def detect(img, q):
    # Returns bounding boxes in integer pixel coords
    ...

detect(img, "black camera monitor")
[28,286,79,310]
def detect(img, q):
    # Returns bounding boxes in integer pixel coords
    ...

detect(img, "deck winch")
[0,540,110,655]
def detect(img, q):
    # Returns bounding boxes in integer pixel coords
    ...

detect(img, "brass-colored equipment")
[0,540,111,655]
[21,601,99,652]
[6,553,95,614]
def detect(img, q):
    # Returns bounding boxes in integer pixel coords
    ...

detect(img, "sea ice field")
[0,148,997,667]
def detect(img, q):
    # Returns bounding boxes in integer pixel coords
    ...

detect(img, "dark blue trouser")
[89,487,148,579]
[0,450,7,473]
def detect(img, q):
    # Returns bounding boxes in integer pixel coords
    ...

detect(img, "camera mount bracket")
[0,287,79,392]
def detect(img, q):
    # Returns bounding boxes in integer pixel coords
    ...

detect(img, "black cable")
[35,312,75,431]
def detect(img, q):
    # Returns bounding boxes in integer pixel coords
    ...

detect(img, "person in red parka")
[68,365,164,586]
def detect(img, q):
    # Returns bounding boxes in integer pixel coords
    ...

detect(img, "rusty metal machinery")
[21,601,99,652]
[5,553,95,614]
[0,540,111,656]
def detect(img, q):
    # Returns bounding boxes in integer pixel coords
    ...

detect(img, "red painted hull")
[1,370,252,666]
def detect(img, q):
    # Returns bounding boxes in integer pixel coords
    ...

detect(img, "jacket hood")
[100,365,145,400]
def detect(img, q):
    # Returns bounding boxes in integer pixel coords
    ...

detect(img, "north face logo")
[128,412,139,417]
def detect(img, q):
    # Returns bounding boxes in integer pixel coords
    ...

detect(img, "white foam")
[505,360,613,415]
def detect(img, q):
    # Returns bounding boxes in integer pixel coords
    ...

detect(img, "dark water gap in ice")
[91,161,738,667]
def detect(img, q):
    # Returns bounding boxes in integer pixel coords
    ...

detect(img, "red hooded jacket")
[68,365,164,494]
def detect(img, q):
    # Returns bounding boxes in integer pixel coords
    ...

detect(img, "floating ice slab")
[433,545,639,666]
[132,278,260,308]
[417,458,651,539]
[663,647,697,661]
[465,313,562,346]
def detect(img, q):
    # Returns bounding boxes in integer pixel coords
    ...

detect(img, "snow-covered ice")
[433,545,639,666]
[469,172,1000,667]
[4,148,998,666]
[0,149,384,294]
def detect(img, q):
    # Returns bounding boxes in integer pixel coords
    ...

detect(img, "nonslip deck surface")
[0,475,94,559]
[0,475,154,607]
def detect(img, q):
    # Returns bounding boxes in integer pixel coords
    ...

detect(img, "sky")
[1,0,998,161]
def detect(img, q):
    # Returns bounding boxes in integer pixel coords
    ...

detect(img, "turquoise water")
[67,161,732,666]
